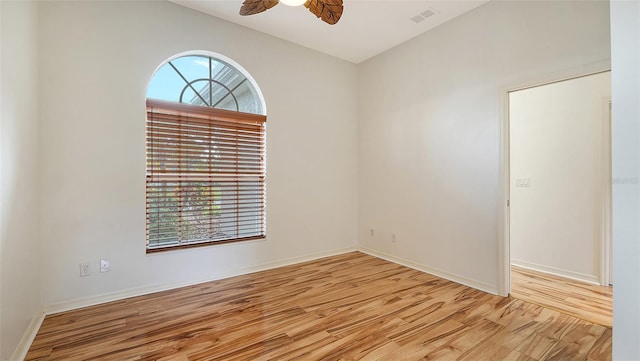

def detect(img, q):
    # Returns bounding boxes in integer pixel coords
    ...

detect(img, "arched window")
[145,53,266,252]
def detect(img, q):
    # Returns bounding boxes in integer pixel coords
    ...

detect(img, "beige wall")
[37,0,358,309]
[357,0,611,294]
[509,72,611,284]
[0,1,43,360]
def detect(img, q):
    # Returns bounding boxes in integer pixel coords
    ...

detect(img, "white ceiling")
[170,0,489,64]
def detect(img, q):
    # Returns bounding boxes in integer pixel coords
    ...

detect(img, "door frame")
[499,69,612,296]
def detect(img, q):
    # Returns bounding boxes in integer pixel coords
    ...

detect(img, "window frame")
[145,99,266,253]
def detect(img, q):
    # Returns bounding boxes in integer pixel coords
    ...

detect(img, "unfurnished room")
[1,0,639,360]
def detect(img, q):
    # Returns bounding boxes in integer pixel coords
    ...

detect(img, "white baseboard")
[511,259,600,285]
[45,246,358,315]
[45,245,501,317]
[358,246,499,295]
[10,308,46,361]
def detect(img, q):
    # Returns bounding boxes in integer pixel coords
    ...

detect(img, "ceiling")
[170,0,490,64]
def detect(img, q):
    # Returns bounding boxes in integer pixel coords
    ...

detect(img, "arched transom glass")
[147,55,263,115]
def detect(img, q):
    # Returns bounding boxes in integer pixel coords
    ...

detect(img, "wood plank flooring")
[510,266,613,328]
[26,252,611,360]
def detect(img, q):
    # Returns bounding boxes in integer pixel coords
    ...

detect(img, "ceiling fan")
[240,0,344,25]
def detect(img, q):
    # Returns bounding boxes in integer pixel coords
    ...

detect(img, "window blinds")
[146,99,266,252]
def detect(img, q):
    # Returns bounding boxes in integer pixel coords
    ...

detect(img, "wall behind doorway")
[509,71,611,284]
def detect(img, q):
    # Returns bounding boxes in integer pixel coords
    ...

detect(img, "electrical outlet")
[79,262,91,277]
[100,259,110,273]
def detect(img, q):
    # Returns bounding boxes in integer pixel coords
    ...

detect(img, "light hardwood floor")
[26,252,611,360]
[510,266,613,328]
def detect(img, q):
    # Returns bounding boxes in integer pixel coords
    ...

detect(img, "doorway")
[505,71,612,326]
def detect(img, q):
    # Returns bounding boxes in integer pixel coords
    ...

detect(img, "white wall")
[38,1,358,309]
[357,0,610,293]
[0,1,43,360]
[611,1,640,359]
[509,72,611,284]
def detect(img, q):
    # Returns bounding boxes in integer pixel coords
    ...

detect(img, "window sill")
[146,235,266,254]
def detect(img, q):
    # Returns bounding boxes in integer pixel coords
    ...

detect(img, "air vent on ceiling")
[410,7,437,24]
[410,15,425,23]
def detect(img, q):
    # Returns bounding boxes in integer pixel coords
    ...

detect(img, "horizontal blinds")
[146,99,266,250]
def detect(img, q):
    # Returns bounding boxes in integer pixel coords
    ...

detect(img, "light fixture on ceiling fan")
[240,0,344,25]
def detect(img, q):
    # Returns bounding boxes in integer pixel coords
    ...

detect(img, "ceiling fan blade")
[304,0,343,25]
[240,0,279,16]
